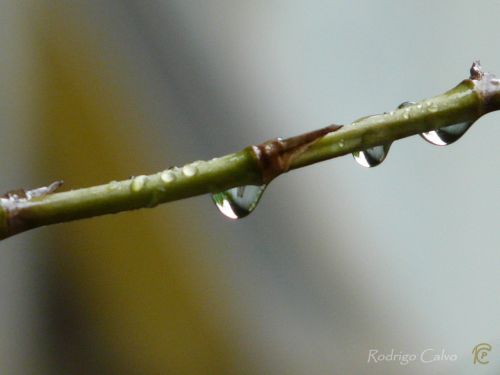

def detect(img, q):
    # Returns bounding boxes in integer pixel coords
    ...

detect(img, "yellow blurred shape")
[35,4,244,374]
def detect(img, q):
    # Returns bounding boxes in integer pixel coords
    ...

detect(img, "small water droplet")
[160,170,176,183]
[420,121,474,146]
[131,175,148,192]
[108,180,120,191]
[398,101,414,120]
[426,101,438,113]
[398,101,415,109]
[338,139,345,148]
[353,143,391,168]
[182,164,198,177]
[212,185,266,219]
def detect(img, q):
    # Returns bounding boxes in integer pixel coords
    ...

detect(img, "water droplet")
[420,121,474,146]
[398,101,415,120]
[353,143,391,168]
[108,180,120,191]
[351,114,392,167]
[338,139,345,148]
[182,164,197,177]
[160,170,176,183]
[212,185,266,219]
[426,101,438,113]
[398,101,415,109]
[131,175,148,192]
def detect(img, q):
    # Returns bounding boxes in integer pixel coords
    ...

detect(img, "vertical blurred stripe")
[0,1,50,373]
[35,3,247,374]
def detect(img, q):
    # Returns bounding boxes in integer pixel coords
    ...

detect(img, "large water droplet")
[420,121,473,146]
[353,144,391,168]
[351,112,392,168]
[351,101,418,168]
[212,185,266,219]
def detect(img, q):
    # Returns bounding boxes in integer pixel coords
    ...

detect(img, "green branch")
[1,62,499,240]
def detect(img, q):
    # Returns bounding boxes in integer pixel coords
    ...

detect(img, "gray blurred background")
[0,1,499,374]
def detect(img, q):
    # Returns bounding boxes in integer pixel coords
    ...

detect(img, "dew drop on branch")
[353,144,391,168]
[396,100,473,146]
[107,180,120,191]
[420,121,474,146]
[351,100,419,168]
[160,170,176,184]
[212,185,266,219]
[351,111,393,168]
[398,101,416,109]
[131,175,148,192]
[182,164,198,177]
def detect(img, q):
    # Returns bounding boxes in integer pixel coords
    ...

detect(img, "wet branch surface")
[1,62,500,240]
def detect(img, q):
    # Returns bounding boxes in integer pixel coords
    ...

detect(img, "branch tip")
[470,60,483,80]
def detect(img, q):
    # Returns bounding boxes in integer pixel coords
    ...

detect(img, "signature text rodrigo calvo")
[367,348,458,365]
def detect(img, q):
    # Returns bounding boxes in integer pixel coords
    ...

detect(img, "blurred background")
[1,1,499,374]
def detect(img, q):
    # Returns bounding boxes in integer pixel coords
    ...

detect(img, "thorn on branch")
[251,124,343,183]
[1,180,64,201]
[470,60,484,80]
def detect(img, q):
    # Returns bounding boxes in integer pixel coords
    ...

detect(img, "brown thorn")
[251,124,343,184]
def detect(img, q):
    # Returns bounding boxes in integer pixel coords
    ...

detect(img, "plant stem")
[1,62,499,240]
